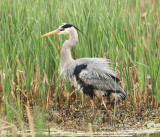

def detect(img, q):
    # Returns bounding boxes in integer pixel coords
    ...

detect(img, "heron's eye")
[60,28,65,31]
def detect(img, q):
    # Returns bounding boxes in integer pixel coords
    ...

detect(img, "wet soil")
[45,100,160,132]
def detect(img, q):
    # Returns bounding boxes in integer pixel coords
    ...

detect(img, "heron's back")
[72,58,126,100]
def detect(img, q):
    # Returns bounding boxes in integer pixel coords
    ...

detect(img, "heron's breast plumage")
[73,64,94,98]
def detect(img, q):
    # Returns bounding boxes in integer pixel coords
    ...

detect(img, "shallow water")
[2,128,160,137]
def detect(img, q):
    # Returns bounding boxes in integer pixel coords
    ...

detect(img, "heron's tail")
[117,90,126,100]
[111,85,126,100]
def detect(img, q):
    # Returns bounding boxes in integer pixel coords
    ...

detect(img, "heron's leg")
[70,84,75,96]
[102,97,107,110]
[68,83,75,108]
[102,97,110,119]
[90,99,94,112]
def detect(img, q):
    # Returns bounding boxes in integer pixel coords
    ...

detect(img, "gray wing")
[75,58,126,99]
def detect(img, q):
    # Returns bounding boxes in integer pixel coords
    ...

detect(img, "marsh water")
[2,131,160,137]
[1,127,160,137]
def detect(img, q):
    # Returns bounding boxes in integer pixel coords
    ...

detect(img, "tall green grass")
[0,0,160,125]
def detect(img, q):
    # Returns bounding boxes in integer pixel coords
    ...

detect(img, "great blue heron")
[42,23,126,111]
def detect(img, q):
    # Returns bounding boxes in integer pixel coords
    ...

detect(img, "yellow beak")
[41,30,60,37]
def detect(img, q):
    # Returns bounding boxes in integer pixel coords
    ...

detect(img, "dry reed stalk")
[45,86,50,109]
[128,90,135,109]
[134,88,139,112]
[88,123,93,137]
[0,119,20,137]
[26,102,35,137]
[121,77,126,90]
[46,92,50,109]
[20,122,26,137]
[101,44,106,58]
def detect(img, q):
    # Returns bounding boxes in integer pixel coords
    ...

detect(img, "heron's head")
[42,23,83,37]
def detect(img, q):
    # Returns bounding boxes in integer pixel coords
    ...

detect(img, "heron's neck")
[60,30,78,72]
